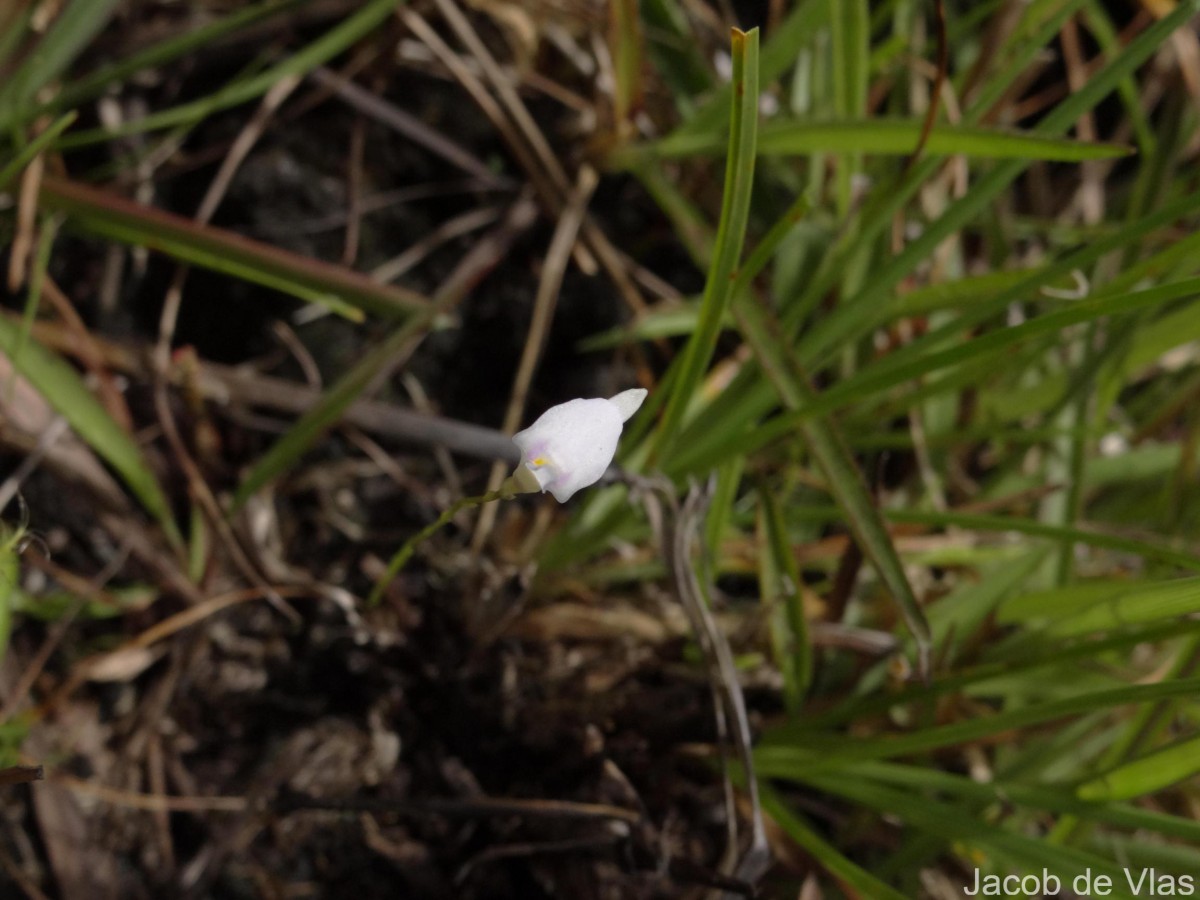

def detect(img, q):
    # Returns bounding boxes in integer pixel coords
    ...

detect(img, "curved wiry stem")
[367,481,526,605]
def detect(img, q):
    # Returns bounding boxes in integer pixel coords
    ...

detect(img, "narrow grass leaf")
[790,771,1129,884]
[652,27,759,458]
[757,485,812,709]
[232,316,434,509]
[759,785,909,900]
[49,0,310,111]
[999,578,1200,636]
[798,0,1200,370]
[636,120,1133,162]
[638,0,713,109]
[669,0,824,139]
[39,176,428,319]
[828,0,868,215]
[0,527,18,665]
[761,678,1200,760]
[734,294,933,674]
[852,759,1200,844]
[55,0,401,148]
[802,278,1200,426]
[0,113,77,190]
[0,321,180,547]
[607,0,643,131]
[1077,733,1200,801]
[0,0,121,131]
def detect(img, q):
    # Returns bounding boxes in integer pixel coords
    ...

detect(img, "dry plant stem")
[370,204,502,283]
[0,416,70,513]
[310,66,509,188]
[471,164,599,554]
[0,766,44,787]
[644,479,769,896]
[902,0,947,173]
[1061,16,1105,225]
[342,111,366,267]
[40,276,131,430]
[24,315,526,463]
[428,0,570,193]
[400,372,464,496]
[39,585,313,719]
[400,10,564,226]
[38,176,431,315]
[49,773,245,813]
[407,4,650,321]
[145,734,174,874]
[0,844,51,900]
[152,74,302,607]
[7,143,42,292]
[276,792,641,824]
[369,488,510,605]
[0,596,85,724]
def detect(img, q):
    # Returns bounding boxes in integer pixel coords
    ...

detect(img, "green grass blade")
[999,577,1200,636]
[55,0,401,148]
[638,0,713,111]
[232,314,435,509]
[790,770,1130,885]
[0,527,18,665]
[780,504,1200,576]
[757,485,812,710]
[761,678,1200,761]
[48,0,311,112]
[798,0,1200,369]
[852,760,1200,843]
[828,0,867,216]
[733,291,933,674]
[39,176,428,320]
[0,321,180,548]
[1077,733,1200,801]
[0,0,121,131]
[633,120,1134,161]
[661,183,1200,487]
[792,277,1200,434]
[0,112,77,190]
[0,5,34,73]
[651,27,759,459]
[608,0,642,131]
[759,785,909,900]
[667,0,825,140]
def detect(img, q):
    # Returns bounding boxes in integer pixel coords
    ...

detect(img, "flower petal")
[608,388,647,423]
[511,397,625,501]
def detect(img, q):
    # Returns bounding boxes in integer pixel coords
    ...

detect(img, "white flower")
[507,389,647,502]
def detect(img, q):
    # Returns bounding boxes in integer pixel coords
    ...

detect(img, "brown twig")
[0,766,44,787]
[151,73,306,617]
[638,477,770,897]
[49,773,246,812]
[276,791,641,824]
[310,66,511,189]
[342,111,366,267]
[37,176,431,318]
[903,0,948,174]
[39,276,132,431]
[471,165,599,553]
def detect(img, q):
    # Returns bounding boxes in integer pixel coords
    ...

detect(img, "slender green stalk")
[367,488,509,605]
[651,27,759,460]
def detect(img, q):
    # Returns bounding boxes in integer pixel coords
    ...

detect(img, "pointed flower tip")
[608,388,648,423]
